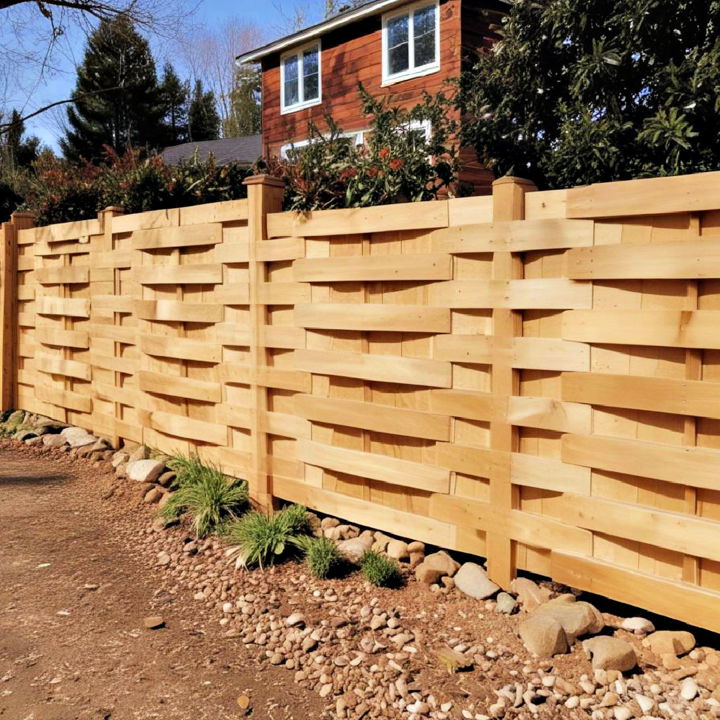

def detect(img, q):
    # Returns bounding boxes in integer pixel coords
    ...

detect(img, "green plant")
[158,457,248,537]
[360,551,401,588]
[293,535,344,579]
[225,504,310,569]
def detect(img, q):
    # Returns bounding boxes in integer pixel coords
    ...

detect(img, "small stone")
[643,630,696,657]
[337,535,373,564]
[518,614,568,658]
[407,541,425,554]
[143,488,162,504]
[620,617,655,635]
[435,648,473,674]
[60,426,96,448]
[614,707,632,720]
[386,539,409,561]
[533,597,604,642]
[126,459,165,483]
[237,694,251,711]
[269,653,283,665]
[144,616,165,629]
[157,471,176,487]
[128,444,151,462]
[680,678,698,701]
[111,451,130,468]
[582,637,637,672]
[321,517,340,529]
[634,695,654,714]
[285,612,305,627]
[43,434,67,448]
[454,562,500,600]
[496,592,517,614]
[157,551,171,566]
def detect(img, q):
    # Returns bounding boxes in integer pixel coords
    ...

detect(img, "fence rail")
[3,171,720,632]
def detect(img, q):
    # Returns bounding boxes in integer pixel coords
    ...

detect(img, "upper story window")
[382,0,440,85]
[281,41,321,114]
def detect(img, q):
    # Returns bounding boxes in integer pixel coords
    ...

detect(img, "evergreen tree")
[458,0,720,189]
[187,79,220,142]
[159,62,189,146]
[61,15,165,161]
[224,65,261,138]
[1,110,40,170]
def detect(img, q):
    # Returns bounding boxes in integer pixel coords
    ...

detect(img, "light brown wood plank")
[293,253,452,282]
[295,303,451,333]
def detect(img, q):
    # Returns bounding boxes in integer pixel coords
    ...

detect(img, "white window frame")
[381,0,440,86]
[280,40,322,115]
[280,130,365,160]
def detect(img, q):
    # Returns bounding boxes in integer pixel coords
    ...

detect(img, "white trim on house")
[381,0,440,86]
[280,130,366,159]
[280,40,323,115]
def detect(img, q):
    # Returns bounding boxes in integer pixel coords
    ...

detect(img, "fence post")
[487,176,536,589]
[0,212,34,412]
[244,175,285,510]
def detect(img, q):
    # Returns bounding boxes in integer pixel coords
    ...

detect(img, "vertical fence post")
[487,177,536,589]
[244,175,285,510]
[0,212,34,412]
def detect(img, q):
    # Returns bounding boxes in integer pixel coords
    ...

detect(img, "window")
[382,0,439,85]
[280,131,365,160]
[280,41,321,113]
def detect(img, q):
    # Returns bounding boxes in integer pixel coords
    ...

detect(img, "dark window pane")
[413,5,436,67]
[304,72,319,101]
[413,5,435,37]
[387,14,409,49]
[283,54,299,106]
[303,47,318,75]
[389,43,409,75]
[284,80,299,106]
[284,54,298,81]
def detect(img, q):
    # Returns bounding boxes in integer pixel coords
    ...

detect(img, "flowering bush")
[22,147,252,226]
[259,86,460,211]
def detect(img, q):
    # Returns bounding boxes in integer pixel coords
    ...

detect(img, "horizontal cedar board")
[428,279,592,309]
[215,403,253,429]
[93,249,132,268]
[431,218,594,253]
[135,300,223,323]
[294,303,451,333]
[139,370,221,403]
[511,453,591,495]
[90,353,137,374]
[567,171,720,218]
[543,492,720,562]
[35,326,89,349]
[294,394,450,441]
[256,236,304,262]
[273,476,453,548]
[561,433,720,491]
[134,264,222,285]
[566,239,720,279]
[35,352,91,381]
[214,241,250,264]
[562,309,720,350]
[140,335,221,363]
[293,253,452,282]
[213,282,250,305]
[261,410,311,439]
[33,218,99,242]
[294,348,452,388]
[561,371,720,420]
[434,442,493,477]
[267,202,448,238]
[506,396,592,434]
[132,223,221,250]
[36,296,90,318]
[36,384,92,413]
[551,553,720,634]
[112,207,179,234]
[298,439,450,494]
[149,410,227,445]
[179,199,248,225]
[430,389,494,421]
[90,323,136,344]
[256,282,310,304]
[93,295,136,313]
[35,266,89,285]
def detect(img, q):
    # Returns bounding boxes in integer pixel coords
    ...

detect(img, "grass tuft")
[158,454,248,537]
[293,535,344,579]
[360,550,401,588]
[224,504,310,569]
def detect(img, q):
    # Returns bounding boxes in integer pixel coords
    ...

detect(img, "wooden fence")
[3,171,720,632]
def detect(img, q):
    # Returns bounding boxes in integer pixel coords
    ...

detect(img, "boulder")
[533,597,604,642]
[420,551,460,577]
[60,426,96,448]
[518,614,568,658]
[453,562,500,600]
[320,516,339,530]
[128,444,151,463]
[111,451,130,469]
[416,564,444,585]
[583,637,637,672]
[642,630,695,657]
[620,617,655,635]
[386,540,409,561]
[510,577,552,612]
[126,459,165,483]
[337,535,373,564]
[43,434,67,449]
[407,541,425,554]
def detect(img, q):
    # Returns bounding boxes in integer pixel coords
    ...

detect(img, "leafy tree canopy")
[458,0,720,189]
[224,65,261,138]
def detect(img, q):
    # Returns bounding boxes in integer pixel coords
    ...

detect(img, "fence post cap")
[102,206,125,213]
[243,174,285,189]
[492,176,536,188]
[9,211,34,219]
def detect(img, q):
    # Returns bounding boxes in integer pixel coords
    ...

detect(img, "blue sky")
[5,0,320,151]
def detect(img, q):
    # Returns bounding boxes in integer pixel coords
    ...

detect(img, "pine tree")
[458,0,720,189]
[1,110,40,170]
[159,63,189,146]
[224,65,261,138]
[187,79,220,142]
[61,15,165,161]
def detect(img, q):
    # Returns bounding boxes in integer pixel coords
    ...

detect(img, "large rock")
[337,535,373,564]
[43,433,67,449]
[415,551,460,585]
[583,636,637,672]
[510,577,552,612]
[620,617,655,635]
[111,451,130,469]
[453,562,500,600]
[518,614,568,657]
[128,444,151,463]
[533,597,604,642]
[126,459,165,483]
[60,426,96,448]
[643,630,696,657]
[386,540,409,561]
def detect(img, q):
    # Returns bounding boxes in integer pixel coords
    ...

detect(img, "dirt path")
[0,441,323,720]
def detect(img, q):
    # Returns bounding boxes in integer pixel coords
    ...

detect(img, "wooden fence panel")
[2,173,720,632]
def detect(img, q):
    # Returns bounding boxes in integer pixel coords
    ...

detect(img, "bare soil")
[0,440,323,720]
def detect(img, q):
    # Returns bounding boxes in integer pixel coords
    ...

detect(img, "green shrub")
[158,457,248,537]
[166,453,215,488]
[225,504,310,569]
[294,535,344,579]
[361,551,401,588]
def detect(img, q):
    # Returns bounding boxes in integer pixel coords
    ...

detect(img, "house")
[161,136,262,167]
[236,0,506,195]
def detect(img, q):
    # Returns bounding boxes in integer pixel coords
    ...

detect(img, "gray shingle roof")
[161,135,262,167]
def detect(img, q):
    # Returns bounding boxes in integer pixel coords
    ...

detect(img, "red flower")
[389,158,404,171]
[379,147,390,159]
